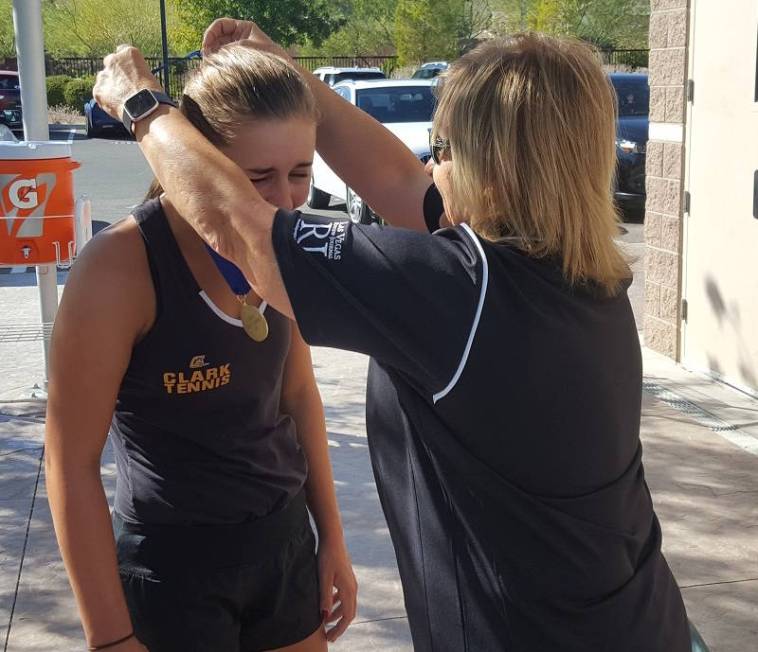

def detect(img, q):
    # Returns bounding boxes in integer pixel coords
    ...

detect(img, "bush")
[63,76,95,114]
[48,104,86,125]
[46,75,73,107]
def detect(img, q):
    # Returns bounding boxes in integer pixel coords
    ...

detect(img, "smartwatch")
[121,89,177,134]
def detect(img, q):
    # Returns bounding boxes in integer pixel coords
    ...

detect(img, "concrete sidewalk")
[1,278,757,651]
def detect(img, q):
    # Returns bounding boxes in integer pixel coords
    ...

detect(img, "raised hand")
[94,45,161,121]
[202,18,288,61]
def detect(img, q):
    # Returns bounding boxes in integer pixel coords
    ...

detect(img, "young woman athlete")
[46,46,356,652]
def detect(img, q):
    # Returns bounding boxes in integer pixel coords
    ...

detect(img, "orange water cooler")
[0,141,81,267]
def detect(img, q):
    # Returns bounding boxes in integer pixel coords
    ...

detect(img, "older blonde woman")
[94,22,691,652]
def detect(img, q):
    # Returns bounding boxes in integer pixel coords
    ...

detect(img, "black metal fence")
[294,55,398,75]
[45,57,102,78]
[145,56,202,99]
[599,49,649,69]
[45,56,204,99]
[41,48,647,100]
[44,55,400,100]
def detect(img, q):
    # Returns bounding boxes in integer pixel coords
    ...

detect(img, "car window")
[334,71,385,83]
[412,68,441,80]
[335,87,351,100]
[0,74,20,91]
[355,86,435,123]
[611,77,649,117]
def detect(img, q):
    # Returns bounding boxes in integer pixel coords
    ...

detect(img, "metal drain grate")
[0,323,53,343]
[643,380,758,457]
[642,381,740,432]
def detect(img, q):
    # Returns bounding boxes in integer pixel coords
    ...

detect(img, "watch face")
[124,89,158,120]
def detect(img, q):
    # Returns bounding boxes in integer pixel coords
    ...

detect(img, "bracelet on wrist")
[87,631,135,650]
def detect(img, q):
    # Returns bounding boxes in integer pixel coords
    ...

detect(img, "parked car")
[309,80,435,224]
[610,72,649,218]
[411,61,449,79]
[84,98,129,138]
[0,70,23,133]
[312,67,386,87]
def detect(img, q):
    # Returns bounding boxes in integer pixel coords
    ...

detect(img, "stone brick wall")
[644,0,690,358]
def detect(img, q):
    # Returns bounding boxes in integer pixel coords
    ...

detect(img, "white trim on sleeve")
[432,223,488,404]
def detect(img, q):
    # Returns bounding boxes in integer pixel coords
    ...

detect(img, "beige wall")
[644,0,690,359]
[679,0,758,394]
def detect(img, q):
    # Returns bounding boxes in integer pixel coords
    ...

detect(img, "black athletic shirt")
[110,199,307,526]
[271,196,690,652]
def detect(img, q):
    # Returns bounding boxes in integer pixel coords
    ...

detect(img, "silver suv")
[312,67,386,87]
[411,61,449,79]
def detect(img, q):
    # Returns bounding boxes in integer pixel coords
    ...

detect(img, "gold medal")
[239,298,269,342]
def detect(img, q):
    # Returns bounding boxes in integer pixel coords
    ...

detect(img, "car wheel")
[307,177,331,209]
[346,186,373,225]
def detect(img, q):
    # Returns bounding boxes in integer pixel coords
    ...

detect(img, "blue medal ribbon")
[204,244,251,296]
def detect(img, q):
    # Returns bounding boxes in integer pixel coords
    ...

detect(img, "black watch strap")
[121,89,177,134]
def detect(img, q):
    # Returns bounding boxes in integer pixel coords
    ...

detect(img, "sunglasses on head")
[429,133,451,165]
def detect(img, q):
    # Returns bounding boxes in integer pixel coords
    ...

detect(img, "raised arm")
[45,225,151,651]
[94,47,294,317]
[201,18,433,231]
[297,62,431,230]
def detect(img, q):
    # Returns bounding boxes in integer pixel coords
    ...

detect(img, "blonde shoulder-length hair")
[432,33,630,296]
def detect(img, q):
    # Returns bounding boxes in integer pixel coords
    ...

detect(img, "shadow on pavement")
[641,392,758,651]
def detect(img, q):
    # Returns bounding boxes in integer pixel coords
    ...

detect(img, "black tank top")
[110,198,307,525]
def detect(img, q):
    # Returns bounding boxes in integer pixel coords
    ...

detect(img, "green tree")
[42,0,182,56]
[555,0,649,49]
[499,0,649,48]
[172,0,344,51]
[0,0,15,58]
[395,0,478,66]
[459,0,496,48]
[488,0,648,48]
[301,0,397,56]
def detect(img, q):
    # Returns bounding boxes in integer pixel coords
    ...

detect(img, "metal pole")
[12,0,58,394]
[159,0,170,95]
[12,1,48,141]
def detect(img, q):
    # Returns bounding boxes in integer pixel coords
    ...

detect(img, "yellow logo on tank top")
[189,355,208,369]
[163,357,231,394]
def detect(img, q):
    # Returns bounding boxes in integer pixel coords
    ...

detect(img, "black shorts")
[113,492,322,652]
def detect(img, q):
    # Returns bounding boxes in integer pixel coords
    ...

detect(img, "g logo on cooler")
[9,178,39,210]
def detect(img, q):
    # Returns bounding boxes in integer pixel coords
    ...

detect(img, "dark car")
[610,73,649,219]
[0,70,23,132]
[84,97,130,138]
